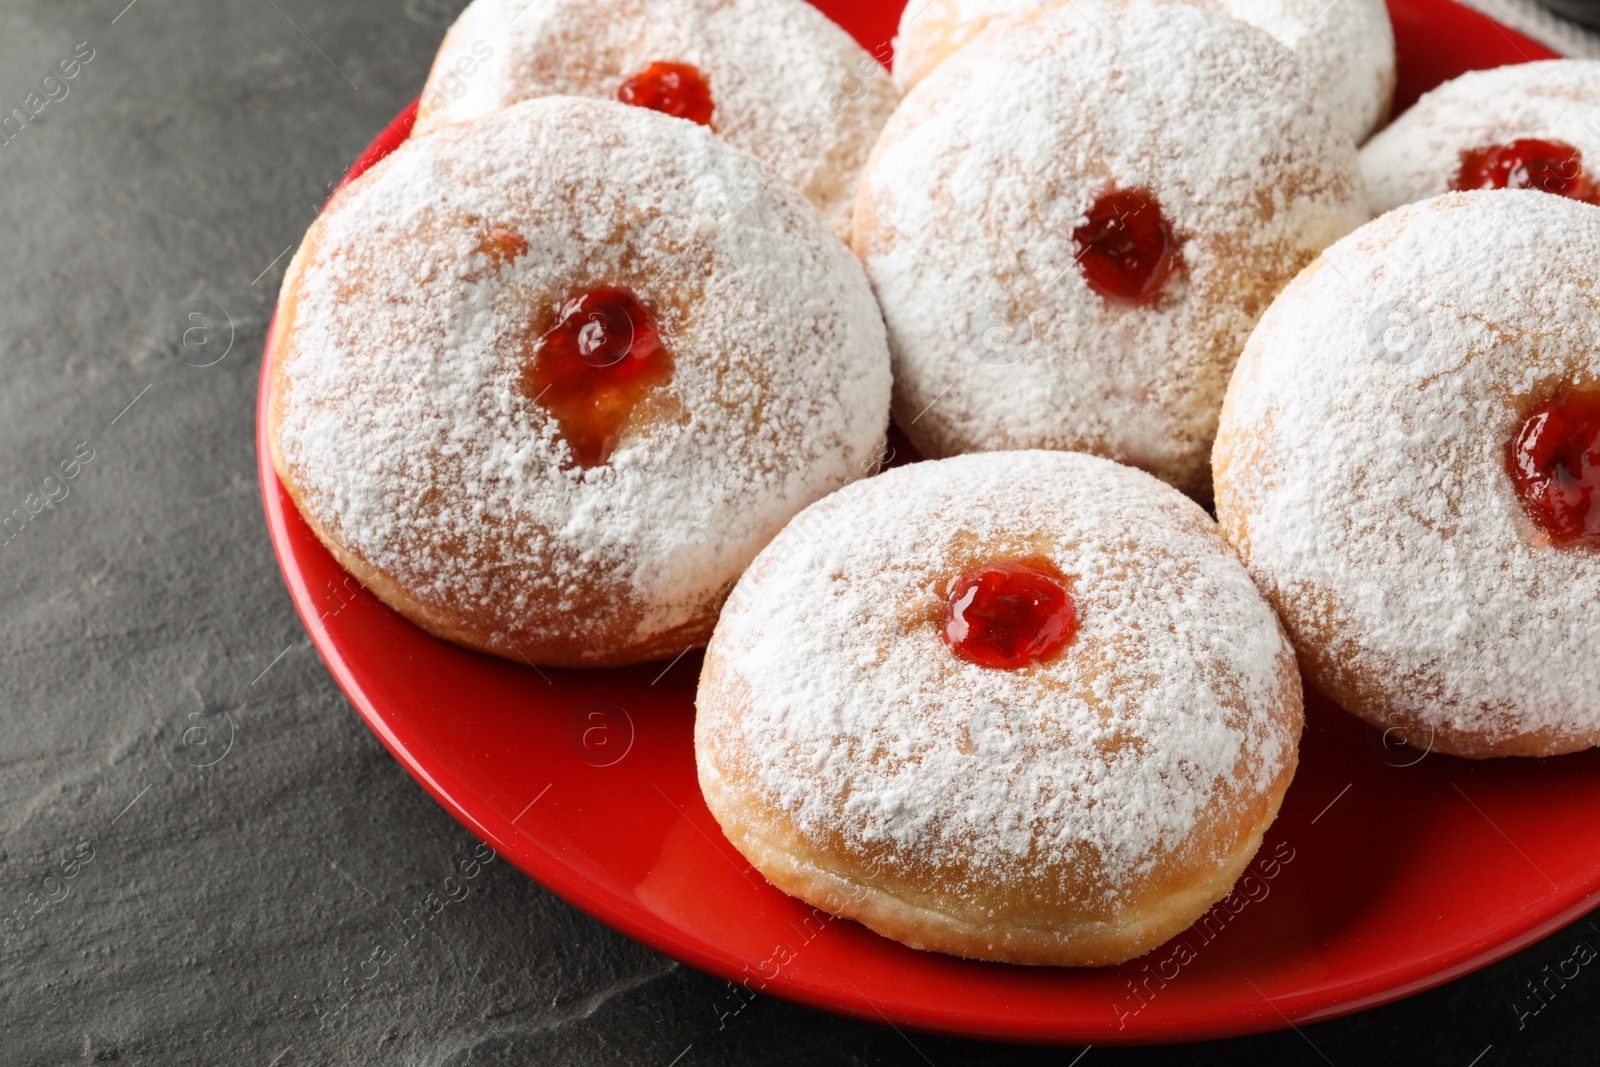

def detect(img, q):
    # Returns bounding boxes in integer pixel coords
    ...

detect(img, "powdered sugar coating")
[892,0,1396,142]
[856,0,1367,500]
[414,0,900,240]
[1214,191,1600,756]
[890,0,1038,92]
[272,97,891,664]
[699,451,1300,902]
[1361,60,1600,214]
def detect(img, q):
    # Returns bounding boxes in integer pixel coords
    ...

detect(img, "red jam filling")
[941,559,1078,670]
[1453,139,1596,202]
[524,286,672,469]
[616,62,714,128]
[1073,189,1179,305]
[1507,389,1600,545]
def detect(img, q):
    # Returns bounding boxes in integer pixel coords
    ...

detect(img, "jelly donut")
[856,0,1367,501]
[696,451,1303,965]
[412,0,900,241]
[892,0,1396,143]
[1362,60,1600,215]
[1214,191,1600,758]
[268,97,891,668]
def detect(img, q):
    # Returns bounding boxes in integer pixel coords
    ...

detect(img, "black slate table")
[1,1,1594,1062]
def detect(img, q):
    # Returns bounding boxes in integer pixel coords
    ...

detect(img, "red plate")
[257,0,1599,1044]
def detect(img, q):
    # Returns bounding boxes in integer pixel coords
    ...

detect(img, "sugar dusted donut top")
[857,0,1366,499]
[413,0,900,240]
[271,97,891,662]
[892,0,1396,142]
[1222,0,1394,143]
[890,0,1038,91]
[1362,60,1600,214]
[699,451,1300,905]
[1215,192,1600,755]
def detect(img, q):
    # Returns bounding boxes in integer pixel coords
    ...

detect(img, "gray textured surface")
[1,0,1598,1063]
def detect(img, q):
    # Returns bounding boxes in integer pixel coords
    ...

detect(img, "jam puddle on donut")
[1072,189,1179,305]
[1453,139,1596,203]
[941,558,1078,669]
[525,285,673,469]
[616,62,714,128]
[1507,388,1600,545]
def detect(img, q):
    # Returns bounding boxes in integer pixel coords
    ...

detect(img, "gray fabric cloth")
[1464,0,1600,57]
[1,0,1597,1063]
